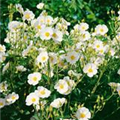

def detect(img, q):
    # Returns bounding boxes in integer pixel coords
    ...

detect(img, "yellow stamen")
[80,113,86,118]
[45,32,50,37]
[70,55,75,60]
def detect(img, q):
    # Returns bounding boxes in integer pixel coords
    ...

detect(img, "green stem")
[91,71,104,96]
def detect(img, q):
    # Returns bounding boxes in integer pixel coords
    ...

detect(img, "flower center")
[37,25,41,30]
[59,84,64,89]
[0,102,3,106]
[96,45,100,48]
[45,32,50,37]
[52,33,57,38]
[82,26,85,30]
[33,77,37,81]
[12,96,16,100]
[88,68,93,73]
[32,98,36,102]
[40,90,45,95]
[70,55,75,60]
[80,113,86,118]
[100,28,104,32]
[25,14,30,19]
[42,56,46,61]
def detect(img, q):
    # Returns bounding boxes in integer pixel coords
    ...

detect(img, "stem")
[91,71,104,96]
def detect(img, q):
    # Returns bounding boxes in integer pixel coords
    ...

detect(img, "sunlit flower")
[0,44,6,53]
[37,51,49,64]
[49,52,57,65]
[16,4,24,13]
[26,92,39,106]
[93,40,103,51]
[8,21,22,31]
[45,16,53,25]
[37,3,44,9]
[83,63,98,77]
[54,79,69,94]
[35,86,51,98]
[28,72,41,86]
[52,29,63,43]
[2,62,10,74]
[75,107,91,120]
[66,51,80,64]
[95,24,108,35]
[0,98,5,109]
[50,98,66,108]
[40,27,53,40]
[79,22,89,32]
[23,9,35,21]
[6,92,19,104]
[16,65,27,72]
[80,31,91,41]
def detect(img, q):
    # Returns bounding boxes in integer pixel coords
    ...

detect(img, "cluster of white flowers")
[0,92,19,109]
[1,3,120,120]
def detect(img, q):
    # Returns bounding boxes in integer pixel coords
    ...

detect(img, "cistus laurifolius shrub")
[0,2,120,120]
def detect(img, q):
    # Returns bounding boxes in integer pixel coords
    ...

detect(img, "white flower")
[35,86,51,98]
[0,52,6,63]
[54,80,69,94]
[8,21,21,31]
[80,31,91,41]
[2,62,10,74]
[108,82,118,88]
[117,86,120,96]
[32,19,45,32]
[93,40,103,51]
[16,65,27,72]
[16,4,24,13]
[52,29,63,43]
[0,98,5,109]
[0,44,6,53]
[75,107,91,120]
[49,52,57,65]
[6,92,19,104]
[0,81,8,93]
[37,15,45,24]
[28,72,41,86]
[45,16,53,25]
[83,63,98,77]
[109,48,115,56]
[54,76,75,95]
[79,23,89,32]
[118,10,120,15]
[37,3,44,9]
[95,24,108,35]
[37,51,49,64]
[50,98,66,108]
[23,9,35,21]
[26,92,39,106]
[66,51,80,64]
[40,27,53,40]
[117,69,120,75]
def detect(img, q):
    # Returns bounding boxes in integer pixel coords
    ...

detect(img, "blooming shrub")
[0,3,120,120]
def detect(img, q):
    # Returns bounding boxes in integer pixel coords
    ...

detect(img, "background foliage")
[1,0,120,120]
